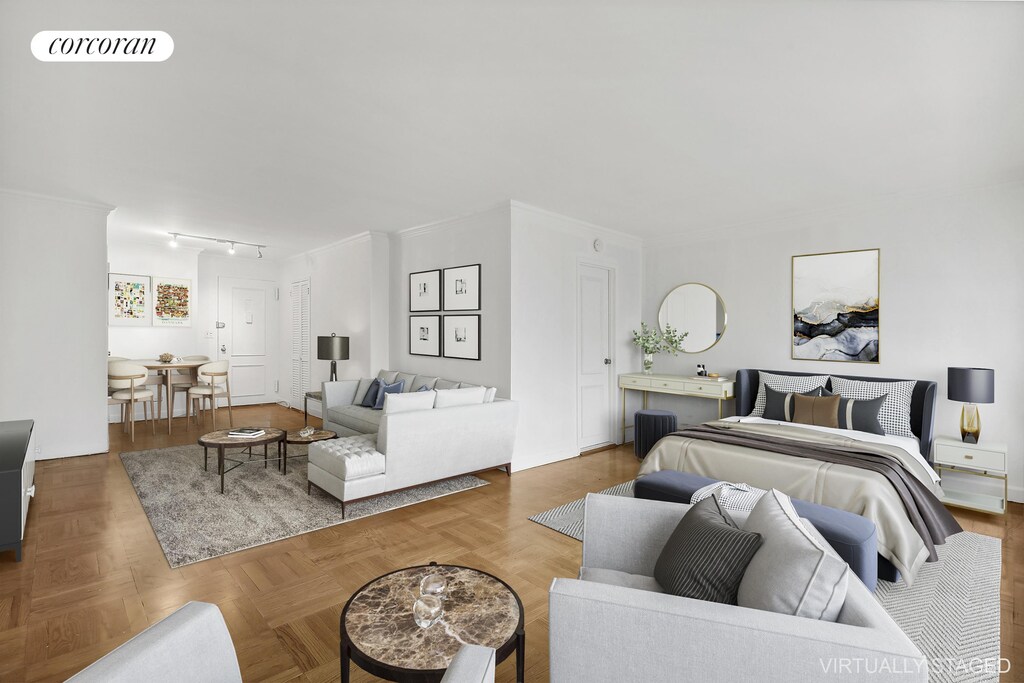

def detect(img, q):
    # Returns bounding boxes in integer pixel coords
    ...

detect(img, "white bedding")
[722,415,939,484]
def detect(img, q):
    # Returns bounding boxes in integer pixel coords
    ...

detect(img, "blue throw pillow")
[416,385,431,392]
[360,378,381,408]
[373,379,405,410]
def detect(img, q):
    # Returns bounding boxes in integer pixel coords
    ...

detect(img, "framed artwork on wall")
[443,264,481,311]
[153,277,192,327]
[410,315,441,357]
[443,314,481,360]
[108,273,151,326]
[409,269,441,312]
[792,248,879,363]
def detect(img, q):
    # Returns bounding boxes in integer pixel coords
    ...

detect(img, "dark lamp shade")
[317,335,350,361]
[947,367,994,404]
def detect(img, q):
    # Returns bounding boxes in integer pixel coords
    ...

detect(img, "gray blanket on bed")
[669,424,962,562]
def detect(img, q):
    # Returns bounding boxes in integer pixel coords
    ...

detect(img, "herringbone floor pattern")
[0,404,1019,681]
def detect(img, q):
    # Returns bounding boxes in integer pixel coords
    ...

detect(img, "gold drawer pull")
[964,454,973,460]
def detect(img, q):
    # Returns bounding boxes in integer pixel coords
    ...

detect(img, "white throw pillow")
[395,372,417,392]
[434,386,487,408]
[377,369,399,384]
[737,489,849,622]
[828,376,916,438]
[383,390,436,415]
[434,378,460,390]
[411,375,439,392]
[484,387,497,403]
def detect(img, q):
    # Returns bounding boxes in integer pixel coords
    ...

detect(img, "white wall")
[280,233,388,415]
[510,202,643,470]
[0,190,111,459]
[388,205,512,395]
[642,181,1024,501]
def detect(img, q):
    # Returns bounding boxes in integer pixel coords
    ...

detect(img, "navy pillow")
[763,385,822,422]
[360,378,381,408]
[373,379,405,410]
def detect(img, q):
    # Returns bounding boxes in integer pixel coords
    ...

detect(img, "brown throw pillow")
[791,393,840,428]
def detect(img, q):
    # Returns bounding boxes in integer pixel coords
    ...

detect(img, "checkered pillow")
[751,372,829,417]
[828,376,916,438]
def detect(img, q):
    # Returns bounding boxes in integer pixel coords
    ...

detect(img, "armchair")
[548,494,927,683]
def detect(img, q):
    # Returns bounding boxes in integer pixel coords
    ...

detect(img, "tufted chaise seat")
[307,434,386,514]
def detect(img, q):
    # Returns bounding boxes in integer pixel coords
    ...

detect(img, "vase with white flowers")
[631,322,688,374]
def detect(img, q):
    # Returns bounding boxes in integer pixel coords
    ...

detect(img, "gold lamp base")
[960,403,981,444]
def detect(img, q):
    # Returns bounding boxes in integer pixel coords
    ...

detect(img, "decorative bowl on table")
[158,353,175,363]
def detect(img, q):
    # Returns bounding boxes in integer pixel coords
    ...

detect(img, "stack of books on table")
[228,427,265,438]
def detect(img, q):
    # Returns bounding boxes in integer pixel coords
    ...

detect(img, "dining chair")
[169,355,210,422]
[187,360,233,430]
[108,361,156,442]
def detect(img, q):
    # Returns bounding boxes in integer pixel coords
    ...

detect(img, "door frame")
[576,258,617,452]
[217,276,279,406]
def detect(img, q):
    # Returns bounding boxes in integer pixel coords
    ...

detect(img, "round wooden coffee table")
[197,428,285,494]
[282,428,336,474]
[340,563,525,683]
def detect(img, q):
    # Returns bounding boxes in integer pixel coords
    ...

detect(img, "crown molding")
[287,230,376,261]
[509,200,643,248]
[394,201,511,240]
[0,187,115,213]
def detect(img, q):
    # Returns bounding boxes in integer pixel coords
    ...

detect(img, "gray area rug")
[529,481,1002,683]
[121,444,488,568]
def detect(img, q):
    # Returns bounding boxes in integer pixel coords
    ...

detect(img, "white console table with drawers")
[619,373,735,443]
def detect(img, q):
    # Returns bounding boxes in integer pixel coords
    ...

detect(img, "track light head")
[257,246,264,259]
[228,242,235,255]
[168,233,178,248]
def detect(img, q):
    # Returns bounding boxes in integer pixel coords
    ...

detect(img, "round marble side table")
[340,562,525,682]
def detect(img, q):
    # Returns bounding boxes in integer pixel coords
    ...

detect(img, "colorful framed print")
[409,269,441,312]
[410,315,441,357]
[443,314,480,360]
[153,277,192,327]
[792,248,879,362]
[443,264,481,311]
[108,273,151,326]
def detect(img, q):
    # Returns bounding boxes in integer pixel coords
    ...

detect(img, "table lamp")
[317,333,350,382]
[947,367,994,444]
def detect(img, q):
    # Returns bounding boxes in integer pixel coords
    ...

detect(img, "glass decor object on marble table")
[413,594,444,628]
[420,572,448,601]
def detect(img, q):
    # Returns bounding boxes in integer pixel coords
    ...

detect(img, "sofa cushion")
[384,391,436,415]
[738,489,850,622]
[653,495,763,604]
[373,380,405,410]
[359,379,381,408]
[395,372,417,392]
[327,405,384,434]
[377,370,399,384]
[434,378,460,390]
[484,387,497,403]
[411,375,439,392]
[354,378,374,405]
[434,386,486,408]
[579,567,663,594]
[308,434,385,481]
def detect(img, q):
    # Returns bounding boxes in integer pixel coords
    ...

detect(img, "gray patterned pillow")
[828,377,916,438]
[653,496,763,604]
[751,371,829,417]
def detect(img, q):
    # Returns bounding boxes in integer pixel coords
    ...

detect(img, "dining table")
[135,358,208,434]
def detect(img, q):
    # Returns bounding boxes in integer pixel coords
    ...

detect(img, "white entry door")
[217,277,278,405]
[578,263,614,450]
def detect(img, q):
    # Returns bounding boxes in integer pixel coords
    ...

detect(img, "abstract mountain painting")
[792,249,879,362]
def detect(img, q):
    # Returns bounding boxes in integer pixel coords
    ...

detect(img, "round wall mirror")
[658,283,727,353]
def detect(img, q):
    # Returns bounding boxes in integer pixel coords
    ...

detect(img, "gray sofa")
[548,494,927,683]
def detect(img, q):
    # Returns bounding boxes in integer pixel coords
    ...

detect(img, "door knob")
[604,358,612,365]
[220,345,227,353]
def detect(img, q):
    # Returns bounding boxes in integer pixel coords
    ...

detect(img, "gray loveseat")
[548,494,927,683]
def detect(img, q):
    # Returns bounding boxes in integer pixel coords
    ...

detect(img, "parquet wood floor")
[0,404,1018,681]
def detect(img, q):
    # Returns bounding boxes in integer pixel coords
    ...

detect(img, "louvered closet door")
[290,279,311,406]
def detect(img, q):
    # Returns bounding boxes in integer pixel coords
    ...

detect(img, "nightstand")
[933,435,1007,515]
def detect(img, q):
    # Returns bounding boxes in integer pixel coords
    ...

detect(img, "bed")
[637,369,961,584]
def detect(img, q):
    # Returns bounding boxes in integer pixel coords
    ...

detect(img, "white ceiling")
[2,1,1023,257]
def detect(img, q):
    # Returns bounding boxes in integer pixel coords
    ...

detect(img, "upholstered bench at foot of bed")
[307,434,386,515]
[635,469,899,590]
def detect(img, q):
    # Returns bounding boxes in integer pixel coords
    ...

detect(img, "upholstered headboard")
[734,369,938,463]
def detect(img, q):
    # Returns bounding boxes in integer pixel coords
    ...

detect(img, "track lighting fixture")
[165,232,266,258]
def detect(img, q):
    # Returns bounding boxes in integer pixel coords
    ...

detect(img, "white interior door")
[217,277,278,405]
[290,279,311,407]
[578,263,614,450]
